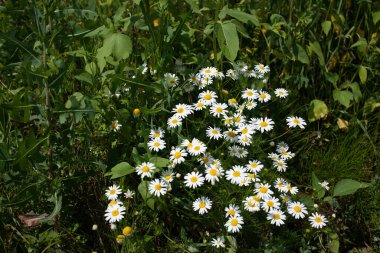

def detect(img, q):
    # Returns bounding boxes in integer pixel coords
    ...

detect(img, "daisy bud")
[132,108,141,118]
[110,223,116,230]
[313,204,319,208]
[176,173,181,178]
[332,213,336,218]
[92,224,98,231]
[122,226,133,236]
[270,141,275,146]
[222,89,229,95]
[263,79,268,84]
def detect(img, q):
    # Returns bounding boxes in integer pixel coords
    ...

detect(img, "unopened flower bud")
[92,224,98,231]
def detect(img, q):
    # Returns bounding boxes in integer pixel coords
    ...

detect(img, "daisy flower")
[224,129,238,142]
[206,126,223,140]
[309,212,328,229]
[232,113,246,125]
[198,154,214,166]
[105,204,126,223]
[274,178,288,191]
[193,100,206,111]
[228,98,239,108]
[164,73,179,86]
[267,209,286,226]
[287,202,308,219]
[253,117,274,133]
[274,88,288,98]
[108,199,123,208]
[225,204,241,217]
[210,103,228,117]
[273,159,288,172]
[105,185,122,200]
[226,69,238,80]
[205,165,224,185]
[193,196,212,215]
[286,116,307,129]
[149,128,165,139]
[277,141,289,150]
[245,101,257,110]
[188,140,207,156]
[200,67,217,77]
[238,136,252,146]
[243,69,256,78]
[280,194,291,204]
[184,171,205,189]
[223,115,234,126]
[261,197,280,212]
[255,183,274,199]
[237,124,254,137]
[225,165,247,185]
[243,196,260,212]
[198,90,217,105]
[161,169,175,184]
[167,115,182,128]
[148,179,167,197]
[246,160,264,173]
[278,148,294,160]
[268,152,281,161]
[188,73,198,84]
[282,184,299,195]
[257,90,271,103]
[124,189,135,199]
[111,120,122,132]
[241,89,258,101]
[214,70,225,79]
[170,148,187,164]
[148,138,166,152]
[255,64,270,74]
[235,61,248,72]
[235,146,248,158]
[136,162,156,179]
[200,76,213,88]
[225,215,244,233]
[211,237,225,248]
[172,104,193,118]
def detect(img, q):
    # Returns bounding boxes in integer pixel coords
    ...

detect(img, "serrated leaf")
[321,21,332,35]
[105,162,135,179]
[333,90,353,108]
[138,181,154,210]
[359,66,367,84]
[308,99,328,122]
[333,179,370,197]
[149,157,169,167]
[218,22,239,61]
[309,41,325,66]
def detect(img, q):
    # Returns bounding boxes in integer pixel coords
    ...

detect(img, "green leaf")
[359,66,367,84]
[225,9,259,26]
[218,22,239,61]
[309,41,325,66]
[349,82,362,102]
[321,21,332,35]
[295,44,309,64]
[138,181,154,210]
[328,232,340,253]
[226,236,237,253]
[372,11,380,24]
[14,135,49,165]
[105,162,135,179]
[350,38,367,48]
[324,72,339,86]
[333,90,353,108]
[185,0,201,14]
[308,99,328,122]
[40,192,62,223]
[149,157,169,167]
[333,179,370,197]
[311,172,325,199]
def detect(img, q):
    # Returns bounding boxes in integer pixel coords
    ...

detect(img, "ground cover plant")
[0,0,379,252]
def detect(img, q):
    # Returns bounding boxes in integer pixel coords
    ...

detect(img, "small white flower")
[167,115,183,128]
[136,162,156,179]
[169,148,187,164]
[148,179,167,197]
[225,204,241,217]
[319,181,330,190]
[111,120,122,132]
[105,185,122,200]
[193,196,212,214]
[206,126,223,140]
[225,215,244,233]
[287,201,308,219]
[257,90,271,102]
[255,64,270,74]
[148,138,166,152]
[286,116,307,129]
[184,171,205,189]
[275,88,288,98]
[309,212,328,229]
[267,209,286,226]
[211,237,225,248]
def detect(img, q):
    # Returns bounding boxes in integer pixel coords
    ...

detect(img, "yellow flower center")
[254,195,261,201]
[233,171,241,177]
[194,146,201,151]
[228,210,235,216]
[209,169,217,176]
[122,226,133,236]
[155,184,162,190]
[199,202,206,208]
[190,176,198,183]
[112,122,118,129]
[259,66,265,71]
[216,107,223,113]
[294,206,302,213]
[248,201,255,207]
[230,98,237,104]
[251,163,257,168]
[234,116,241,122]
[241,128,248,134]
[202,157,208,163]
[260,93,266,99]
[231,219,238,226]
[293,119,300,124]
[260,187,267,193]
[174,152,182,159]
[225,118,232,124]
[211,129,218,135]
[171,119,178,124]
[204,94,212,100]
[205,69,211,74]
[110,189,116,195]
[187,143,193,148]
[154,142,160,147]
[260,121,268,127]
[228,131,236,137]
[273,214,280,220]
[282,150,287,155]
[109,200,117,206]
[315,217,322,223]
[177,108,184,114]
[247,91,254,97]
[142,165,150,172]
[154,132,160,138]
[197,102,204,107]
[248,173,255,179]
[165,175,171,181]
[112,210,119,217]
[267,201,274,207]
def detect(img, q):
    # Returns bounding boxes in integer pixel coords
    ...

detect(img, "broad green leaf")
[138,181,154,210]
[85,62,97,76]
[74,72,93,85]
[372,11,380,24]
[359,66,367,84]
[328,232,340,253]
[321,21,332,35]
[350,38,367,48]
[107,33,132,61]
[218,22,239,61]
[296,44,309,64]
[349,82,362,102]
[149,157,169,167]
[225,9,259,26]
[363,98,380,116]
[105,162,135,179]
[309,41,325,66]
[333,90,353,108]
[324,72,339,86]
[308,99,328,122]
[333,179,370,197]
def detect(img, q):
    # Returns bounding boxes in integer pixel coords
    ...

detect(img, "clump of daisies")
[106,62,328,249]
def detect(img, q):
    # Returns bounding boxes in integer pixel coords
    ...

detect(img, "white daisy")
[225,165,247,185]
[170,148,187,164]
[257,90,271,102]
[228,98,239,108]
[276,141,289,150]
[278,148,294,160]
[124,189,135,199]
[243,69,256,78]
[108,199,123,208]
[226,69,239,80]
[246,160,264,173]
[245,101,257,110]
[225,204,241,218]
[225,215,244,233]
[105,184,122,200]
[224,129,238,142]
[255,64,270,74]
[205,165,224,185]
[241,89,258,101]
[172,103,193,118]
[210,103,228,117]
[184,171,205,189]
[237,124,254,137]
[232,113,246,126]
[111,120,122,132]
[211,237,225,248]
[238,135,252,146]
[235,61,248,72]
[223,115,234,126]
[105,204,126,223]
[148,138,166,152]
[149,128,165,139]
[253,117,274,133]
[280,194,292,204]
[161,169,175,184]
[136,162,156,179]
[193,100,206,111]
[193,196,212,215]
[273,159,288,172]
[254,183,274,199]
[164,73,179,86]
[274,178,288,192]
[261,197,280,212]
[200,67,217,77]
[167,115,183,128]
[206,126,223,140]
[274,88,288,98]
[282,184,299,195]
[243,196,261,212]
[309,212,328,229]
[214,70,225,79]
[287,202,308,219]
[235,146,248,158]
[286,116,307,129]
[188,139,207,156]
[198,90,217,105]
[148,179,167,197]
[267,209,286,226]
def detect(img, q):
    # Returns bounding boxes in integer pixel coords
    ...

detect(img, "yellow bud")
[116,234,125,244]
[133,108,141,118]
[222,89,229,95]
[122,226,133,236]
[153,18,160,27]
